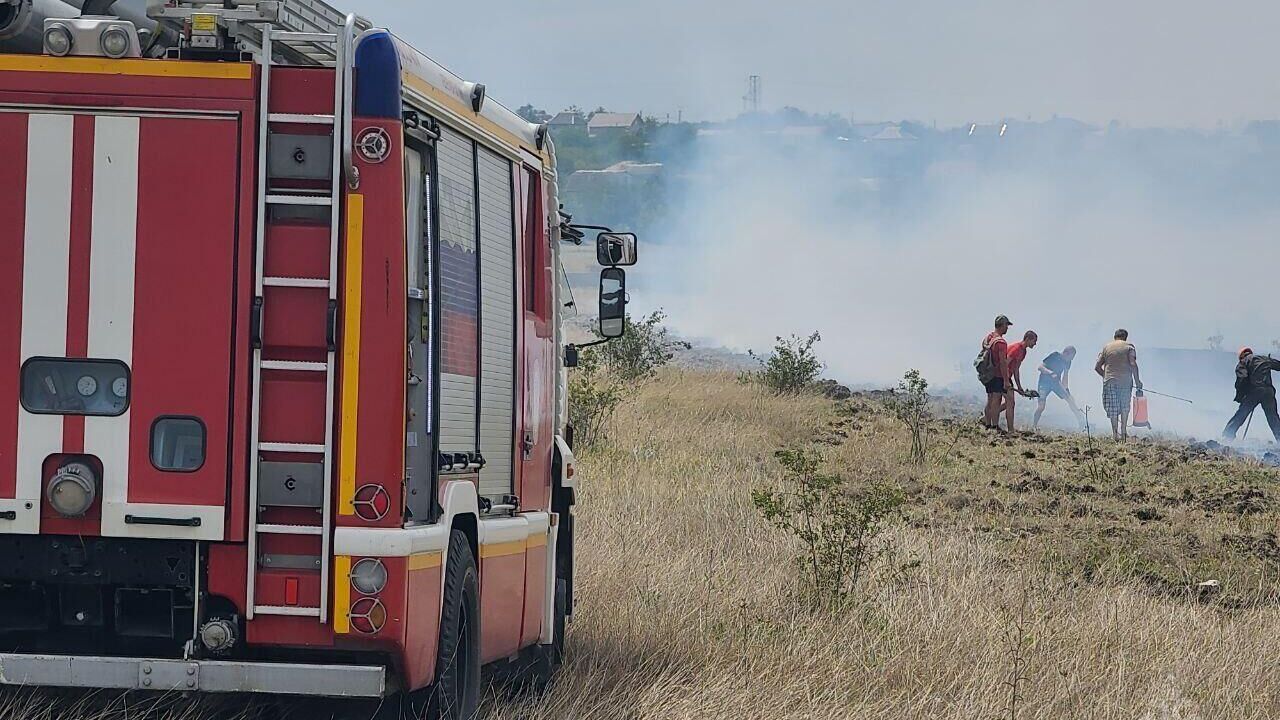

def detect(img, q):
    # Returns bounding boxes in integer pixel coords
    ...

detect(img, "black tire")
[422,529,481,720]
[549,577,567,669]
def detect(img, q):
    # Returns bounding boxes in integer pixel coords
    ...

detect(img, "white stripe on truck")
[11,113,75,534]
[84,115,138,520]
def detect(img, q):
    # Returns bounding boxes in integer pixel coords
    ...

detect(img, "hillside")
[482,370,1280,719]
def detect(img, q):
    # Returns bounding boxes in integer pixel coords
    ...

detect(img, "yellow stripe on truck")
[338,194,364,516]
[333,555,352,634]
[0,55,252,79]
[408,552,442,571]
[480,540,528,559]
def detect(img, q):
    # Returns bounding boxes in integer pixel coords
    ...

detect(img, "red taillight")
[352,484,391,522]
[349,597,386,634]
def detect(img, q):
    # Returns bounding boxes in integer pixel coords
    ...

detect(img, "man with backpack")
[977,315,1013,430]
[1223,347,1280,443]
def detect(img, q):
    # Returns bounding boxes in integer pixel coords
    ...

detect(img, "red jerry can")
[1132,391,1151,428]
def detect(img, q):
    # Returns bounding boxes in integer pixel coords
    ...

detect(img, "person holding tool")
[1002,330,1039,432]
[1095,329,1142,442]
[1032,345,1084,430]
[1223,347,1280,443]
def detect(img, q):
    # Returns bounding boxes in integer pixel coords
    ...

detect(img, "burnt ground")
[825,392,1280,609]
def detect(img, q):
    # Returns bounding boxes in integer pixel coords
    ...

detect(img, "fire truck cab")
[0,0,635,715]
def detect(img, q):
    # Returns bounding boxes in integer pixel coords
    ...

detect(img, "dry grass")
[485,370,1280,719]
[8,369,1280,719]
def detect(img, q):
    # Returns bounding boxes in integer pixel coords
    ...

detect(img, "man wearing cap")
[981,315,1013,430]
[1223,347,1280,442]
[1094,329,1142,441]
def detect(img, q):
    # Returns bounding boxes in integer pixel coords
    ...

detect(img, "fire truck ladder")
[242,13,360,623]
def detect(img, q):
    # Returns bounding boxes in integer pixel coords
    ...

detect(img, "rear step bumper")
[0,653,386,697]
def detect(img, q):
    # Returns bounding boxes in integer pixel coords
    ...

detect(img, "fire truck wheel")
[426,529,481,720]
[550,577,567,667]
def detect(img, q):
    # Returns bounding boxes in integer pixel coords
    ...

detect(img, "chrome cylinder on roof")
[0,0,80,53]
[0,0,163,55]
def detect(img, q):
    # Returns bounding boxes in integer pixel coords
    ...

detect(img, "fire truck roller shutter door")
[435,126,479,457]
[476,146,515,499]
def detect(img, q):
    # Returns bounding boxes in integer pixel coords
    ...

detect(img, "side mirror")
[598,267,627,339]
[596,232,638,267]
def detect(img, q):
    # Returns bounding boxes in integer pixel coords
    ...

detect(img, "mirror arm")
[569,339,610,352]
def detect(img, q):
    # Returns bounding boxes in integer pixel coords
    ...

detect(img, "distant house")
[587,112,641,137]
[548,111,585,128]
[865,124,916,142]
[573,161,663,178]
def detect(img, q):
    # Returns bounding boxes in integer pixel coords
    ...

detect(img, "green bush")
[752,448,905,608]
[567,349,626,451]
[746,332,824,394]
[568,310,688,449]
[884,369,931,464]
[593,310,690,383]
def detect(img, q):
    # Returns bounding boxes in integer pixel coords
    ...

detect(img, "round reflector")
[350,558,388,596]
[349,597,386,635]
[352,483,391,522]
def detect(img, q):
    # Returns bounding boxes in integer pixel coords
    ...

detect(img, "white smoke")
[631,126,1280,437]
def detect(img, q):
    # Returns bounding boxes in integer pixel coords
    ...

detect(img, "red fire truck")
[0,0,636,716]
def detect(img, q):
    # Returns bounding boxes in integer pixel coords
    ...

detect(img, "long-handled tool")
[1138,388,1194,404]
[1243,406,1256,439]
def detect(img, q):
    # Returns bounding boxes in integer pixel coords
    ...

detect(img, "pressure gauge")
[77,375,98,397]
[111,377,128,399]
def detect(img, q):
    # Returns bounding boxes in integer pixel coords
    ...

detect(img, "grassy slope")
[488,370,1280,720]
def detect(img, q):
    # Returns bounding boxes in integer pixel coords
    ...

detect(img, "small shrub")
[569,310,686,449]
[568,349,625,450]
[594,310,690,383]
[747,332,824,394]
[1081,406,1123,485]
[752,448,904,608]
[884,369,930,464]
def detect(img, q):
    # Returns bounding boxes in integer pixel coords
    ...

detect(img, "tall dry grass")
[485,370,1280,720]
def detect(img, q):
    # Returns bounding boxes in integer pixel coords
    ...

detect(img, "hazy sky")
[348,0,1280,126]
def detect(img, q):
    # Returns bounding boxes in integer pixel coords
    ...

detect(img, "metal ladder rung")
[272,31,337,44]
[261,360,328,372]
[257,524,324,536]
[259,442,326,454]
[263,276,329,289]
[268,113,335,125]
[266,194,333,206]
[254,605,323,617]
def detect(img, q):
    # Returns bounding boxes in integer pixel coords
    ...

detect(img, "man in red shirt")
[981,316,1012,429]
[1002,330,1039,431]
